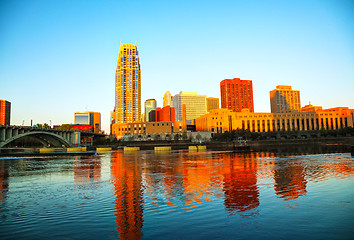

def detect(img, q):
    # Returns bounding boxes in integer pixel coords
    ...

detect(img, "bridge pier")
[13,128,19,137]
[6,128,12,139]
[0,128,5,142]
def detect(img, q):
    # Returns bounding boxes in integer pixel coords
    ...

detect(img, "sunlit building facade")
[206,97,219,112]
[0,100,11,126]
[149,105,175,122]
[74,111,101,133]
[144,99,157,122]
[112,43,141,130]
[220,78,254,113]
[172,91,207,124]
[270,85,301,113]
[113,121,186,140]
[196,107,354,133]
[163,91,172,107]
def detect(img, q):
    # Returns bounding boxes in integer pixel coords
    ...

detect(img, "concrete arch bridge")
[0,125,104,148]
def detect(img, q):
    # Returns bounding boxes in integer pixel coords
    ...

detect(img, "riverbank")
[1,136,352,156]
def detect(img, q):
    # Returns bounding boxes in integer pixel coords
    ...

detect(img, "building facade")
[206,97,219,112]
[220,78,254,113]
[0,100,11,126]
[149,106,175,122]
[113,43,141,124]
[163,91,172,107]
[74,111,101,133]
[144,99,157,122]
[270,85,301,113]
[172,91,207,124]
[113,121,186,139]
[195,107,354,133]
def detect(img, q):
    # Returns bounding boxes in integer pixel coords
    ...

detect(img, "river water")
[0,150,353,239]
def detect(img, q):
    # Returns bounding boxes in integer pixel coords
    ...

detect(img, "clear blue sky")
[1,0,353,133]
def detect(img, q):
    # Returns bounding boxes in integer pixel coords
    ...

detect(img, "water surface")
[0,151,353,239]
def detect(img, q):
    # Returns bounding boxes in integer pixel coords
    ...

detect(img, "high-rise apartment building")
[270,85,301,113]
[206,97,219,112]
[113,43,141,124]
[163,91,172,107]
[220,78,254,112]
[144,99,157,122]
[172,91,207,124]
[0,100,11,126]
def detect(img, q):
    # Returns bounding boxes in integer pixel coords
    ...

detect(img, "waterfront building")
[172,91,207,124]
[112,43,141,127]
[195,107,354,133]
[113,121,186,140]
[0,100,11,126]
[144,99,157,122]
[270,85,301,113]
[206,97,219,112]
[74,111,101,133]
[163,91,172,107]
[220,78,254,113]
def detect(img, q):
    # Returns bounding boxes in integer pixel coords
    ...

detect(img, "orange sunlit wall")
[111,151,143,240]
[0,100,11,126]
[220,78,254,113]
[149,106,175,122]
[158,105,175,122]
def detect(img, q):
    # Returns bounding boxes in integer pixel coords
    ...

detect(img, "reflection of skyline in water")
[73,156,102,183]
[0,161,9,210]
[111,151,144,240]
[222,153,260,213]
[0,151,353,239]
[274,158,307,201]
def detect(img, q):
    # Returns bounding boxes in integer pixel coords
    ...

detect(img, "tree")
[182,131,188,140]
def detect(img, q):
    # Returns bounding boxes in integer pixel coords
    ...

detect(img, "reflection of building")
[172,91,207,124]
[73,156,101,182]
[144,99,157,122]
[222,153,259,213]
[206,97,219,112]
[0,99,11,126]
[220,78,254,113]
[111,151,143,240]
[74,111,101,133]
[113,43,141,125]
[270,85,301,113]
[0,161,9,206]
[163,91,172,107]
[274,160,307,200]
[196,107,354,133]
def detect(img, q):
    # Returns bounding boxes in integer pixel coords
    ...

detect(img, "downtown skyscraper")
[113,43,141,124]
[220,78,254,113]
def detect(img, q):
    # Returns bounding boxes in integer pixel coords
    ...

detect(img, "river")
[0,150,353,239]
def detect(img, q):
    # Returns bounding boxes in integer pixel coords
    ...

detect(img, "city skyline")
[1,1,353,133]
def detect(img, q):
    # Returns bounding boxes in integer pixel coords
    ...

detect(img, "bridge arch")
[0,131,72,148]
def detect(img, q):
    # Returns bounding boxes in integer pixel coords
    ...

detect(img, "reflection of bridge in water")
[0,125,106,148]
